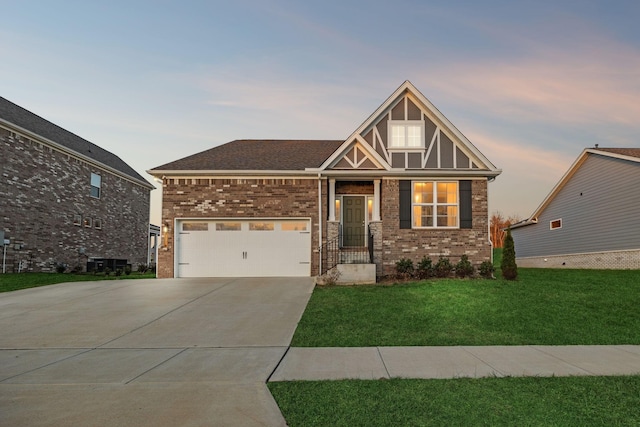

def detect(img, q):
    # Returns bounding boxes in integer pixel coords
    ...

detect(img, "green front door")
[343,196,365,247]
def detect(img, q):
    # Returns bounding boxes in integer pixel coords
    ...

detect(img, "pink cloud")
[428,38,640,126]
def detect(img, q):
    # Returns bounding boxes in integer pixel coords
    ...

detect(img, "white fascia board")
[588,148,640,164]
[1,120,155,190]
[344,80,412,144]
[317,169,501,178]
[525,149,590,222]
[404,85,500,172]
[526,148,640,222]
[509,218,538,230]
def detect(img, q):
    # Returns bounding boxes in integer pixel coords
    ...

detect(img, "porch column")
[329,178,336,221]
[373,179,381,221]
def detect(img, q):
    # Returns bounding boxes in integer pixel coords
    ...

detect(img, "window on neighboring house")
[550,219,562,230]
[73,214,82,226]
[90,173,101,198]
[389,120,424,149]
[412,181,458,228]
[83,217,92,228]
[94,219,102,230]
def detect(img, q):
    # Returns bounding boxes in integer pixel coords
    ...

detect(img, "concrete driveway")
[0,277,315,426]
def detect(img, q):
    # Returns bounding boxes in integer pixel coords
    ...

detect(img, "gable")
[512,147,640,231]
[328,81,499,175]
[325,139,387,171]
[361,93,483,170]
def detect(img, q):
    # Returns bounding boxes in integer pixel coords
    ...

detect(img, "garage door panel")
[176,219,311,277]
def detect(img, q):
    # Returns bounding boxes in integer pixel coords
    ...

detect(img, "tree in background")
[490,212,520,248]
[501,228,518,280]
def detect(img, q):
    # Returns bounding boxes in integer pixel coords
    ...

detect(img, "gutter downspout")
[317,173,323,276]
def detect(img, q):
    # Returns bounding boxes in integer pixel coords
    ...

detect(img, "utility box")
[87,258,128,272]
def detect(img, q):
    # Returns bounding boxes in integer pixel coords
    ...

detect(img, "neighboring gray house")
[1,96,155,272]
[511,147,640,269]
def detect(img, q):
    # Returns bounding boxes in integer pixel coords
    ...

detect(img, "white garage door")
[176,219,311,277]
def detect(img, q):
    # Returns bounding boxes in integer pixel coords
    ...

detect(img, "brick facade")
[379,179,491,277]
[1,129,151,272]
[158,177,323,278]
[157,176,492,280]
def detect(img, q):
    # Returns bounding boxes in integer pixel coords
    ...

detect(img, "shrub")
[148,264,156,274]
[124,266,132,275]
[479,260,495,279]
[434,257,453,278]
[501,229,518,280]
[137,263,148,274]
[455,255,475,278]
[115,268,123,276]
[395,258,414,279]
[71,265,83,274]
[416,256,433,279]
[55,263,67,274]
[103,267,111,276]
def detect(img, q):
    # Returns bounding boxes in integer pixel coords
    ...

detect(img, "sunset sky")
[2,1,638,225]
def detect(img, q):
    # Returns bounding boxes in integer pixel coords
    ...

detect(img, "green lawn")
[278,266,640,425]
[0,272,156,293]
[269,376,640,426]
[292,268,640,346]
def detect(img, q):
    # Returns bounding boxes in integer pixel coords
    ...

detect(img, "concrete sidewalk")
[270,345,640,381]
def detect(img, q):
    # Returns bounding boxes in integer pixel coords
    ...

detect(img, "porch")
[320,177,382,284]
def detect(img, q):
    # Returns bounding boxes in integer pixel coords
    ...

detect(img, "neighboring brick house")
[148,81,501,281]
[511,147,640,269]
[0,97,154,273]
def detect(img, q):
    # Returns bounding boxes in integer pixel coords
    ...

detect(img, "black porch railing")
[320,225,374,275]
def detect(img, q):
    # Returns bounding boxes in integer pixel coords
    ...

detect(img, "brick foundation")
[517,250,640,269]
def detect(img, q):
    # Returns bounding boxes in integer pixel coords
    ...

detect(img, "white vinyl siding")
[512,154,640,258]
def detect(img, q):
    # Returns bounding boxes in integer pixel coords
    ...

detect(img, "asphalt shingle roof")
[151,139,344,171]
[0,96,151,186]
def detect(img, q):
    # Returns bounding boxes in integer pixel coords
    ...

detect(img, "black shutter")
[399,180,412,229]
[459,180,472,229]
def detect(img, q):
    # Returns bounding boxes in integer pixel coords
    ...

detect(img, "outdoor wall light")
[162,223,170,247]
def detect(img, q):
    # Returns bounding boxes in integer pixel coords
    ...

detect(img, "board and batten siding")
[513,153,640,258]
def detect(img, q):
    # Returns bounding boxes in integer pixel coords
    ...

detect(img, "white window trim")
[388,120,425,150]
[550,218,562,230]
[412,181,459,229]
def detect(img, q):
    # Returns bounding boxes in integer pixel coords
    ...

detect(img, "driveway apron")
[0,277,314,426]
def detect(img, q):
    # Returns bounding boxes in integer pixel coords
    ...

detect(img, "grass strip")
[269,376,640,426]
[0,272,156,293]
[292,268,640,346]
